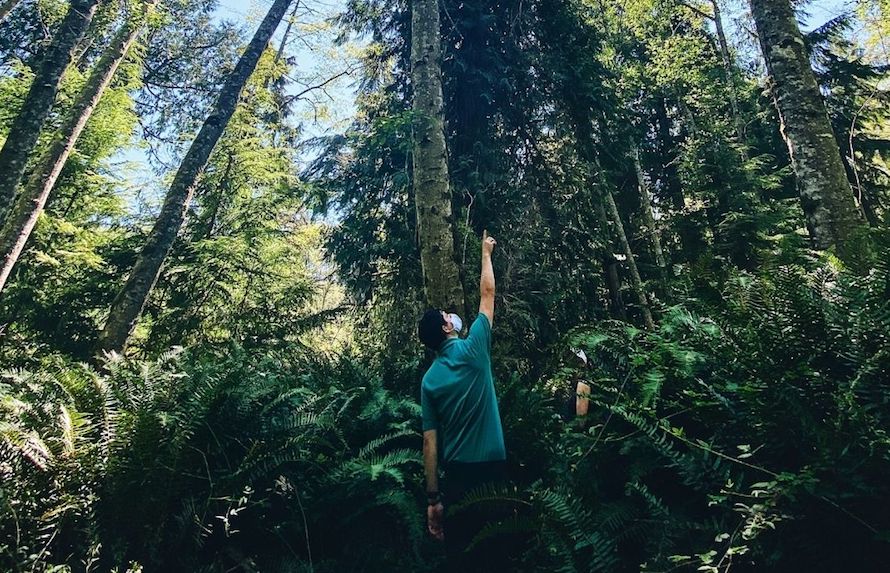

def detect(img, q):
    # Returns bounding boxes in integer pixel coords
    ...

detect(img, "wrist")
[426,491,441,505]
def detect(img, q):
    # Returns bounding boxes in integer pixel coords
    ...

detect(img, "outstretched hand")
[482,229,497,256]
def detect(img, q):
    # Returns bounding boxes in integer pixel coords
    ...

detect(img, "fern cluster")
[0,346,428,572]
[3,252,889,572]
[507,252,890,571]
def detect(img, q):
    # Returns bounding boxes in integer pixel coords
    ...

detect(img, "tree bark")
[0,0,156,295]
[0,0,103,222]
[98,0,294,353]
[750,0,863,257]
[631,143,667,274]
[410,0,464,312]
[0,0,22,22]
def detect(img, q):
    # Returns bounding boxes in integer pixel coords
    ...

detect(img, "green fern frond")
[356,429,416,459]
[0,421,53,469]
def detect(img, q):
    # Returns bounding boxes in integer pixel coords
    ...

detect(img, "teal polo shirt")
[421,314,506,464]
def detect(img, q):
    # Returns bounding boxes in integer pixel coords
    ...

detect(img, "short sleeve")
[465,313,491,361]
[421,385,438,431]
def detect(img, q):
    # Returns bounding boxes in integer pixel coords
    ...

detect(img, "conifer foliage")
[1,0,889,571]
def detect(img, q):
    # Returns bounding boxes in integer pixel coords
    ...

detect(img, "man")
[418,230,506,566]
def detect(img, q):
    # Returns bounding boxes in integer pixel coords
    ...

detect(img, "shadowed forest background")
[1,0,889,570]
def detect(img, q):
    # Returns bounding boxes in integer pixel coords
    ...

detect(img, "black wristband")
[427,491,441,504]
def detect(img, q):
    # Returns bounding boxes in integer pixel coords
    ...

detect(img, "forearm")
[576,382,591,417]
[479,232,496,322]
[480,252,495,298]
[423,430,439,493]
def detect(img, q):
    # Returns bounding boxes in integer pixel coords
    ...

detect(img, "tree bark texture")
[0,0,103,222]
[750,0,863,256]
[98,0,294,353]
[410,0,465,312]
[0,0,156,295]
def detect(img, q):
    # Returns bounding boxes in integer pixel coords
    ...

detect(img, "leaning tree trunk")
[0,0,102,222]
[0,0,156,295]
[750,0,863,258]
[601,176,655,330]
[410,0,465,312]
[631,143,667,275]
[592,194,626,320]
[98,0,294,353]
[0,0,22,22]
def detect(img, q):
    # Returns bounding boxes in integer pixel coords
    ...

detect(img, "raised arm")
[479,230,496,325]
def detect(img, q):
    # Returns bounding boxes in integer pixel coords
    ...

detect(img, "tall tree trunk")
[592,193,626,320]
[410,0,464,312]
[601,175,655,330]
[567,102,653,328]
[631,143,667,274]
[750,0,863,257]
[0,0,102,222]
[0,0,156,295]
[0,0,22,22]
[710,0,746,152]
[98,0,294,353]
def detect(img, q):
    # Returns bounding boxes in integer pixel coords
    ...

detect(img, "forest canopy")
[1,0,889,571]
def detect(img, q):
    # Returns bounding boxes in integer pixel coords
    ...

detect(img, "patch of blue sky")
[110,0,863,217]
[112,0,360,216]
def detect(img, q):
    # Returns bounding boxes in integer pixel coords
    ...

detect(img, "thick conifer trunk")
[750,0,863,256]
[0,0,102,221]
[410,0,465,312]
[98,0,293,352]
[0,1,156,294]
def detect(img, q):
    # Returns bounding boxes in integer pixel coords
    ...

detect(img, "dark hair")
[418,309,447,350]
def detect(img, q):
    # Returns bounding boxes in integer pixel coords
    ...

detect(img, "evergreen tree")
[98,0,295,352]
[751,0,865,257]
[0,0,156,293]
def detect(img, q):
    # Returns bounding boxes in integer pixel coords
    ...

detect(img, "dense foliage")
[1,0,889,571]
